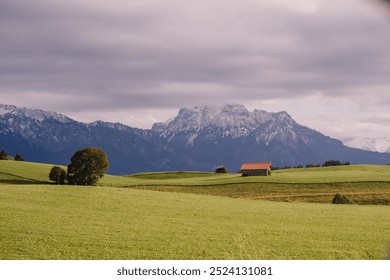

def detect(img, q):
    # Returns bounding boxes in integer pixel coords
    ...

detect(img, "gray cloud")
[1,0,390,136]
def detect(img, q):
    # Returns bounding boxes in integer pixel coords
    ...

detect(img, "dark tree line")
[322,160,350,167]
[272,160,350,170]
[0,150,24,161]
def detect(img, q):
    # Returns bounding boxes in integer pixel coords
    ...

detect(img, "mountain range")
[1,103,390,174]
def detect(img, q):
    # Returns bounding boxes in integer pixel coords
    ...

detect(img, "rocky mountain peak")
[152,104,299,145]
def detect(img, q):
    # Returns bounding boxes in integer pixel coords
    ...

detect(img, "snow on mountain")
[152,104,299,145]
[0,103,78,144]
[2,102,390,173]
[0,103,72,123]
[0,104,15,115]
[343,137,390,153]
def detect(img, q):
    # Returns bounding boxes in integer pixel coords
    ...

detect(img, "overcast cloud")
[1,0,390,140]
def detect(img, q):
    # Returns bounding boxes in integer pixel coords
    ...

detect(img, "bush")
[215,166,228,173]
[332,193,353,204]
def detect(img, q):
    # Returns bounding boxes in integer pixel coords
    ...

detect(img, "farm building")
[240,162,272,176]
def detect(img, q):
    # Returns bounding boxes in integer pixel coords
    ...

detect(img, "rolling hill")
[1,161,390,260]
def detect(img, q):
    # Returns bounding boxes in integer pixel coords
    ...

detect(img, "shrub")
[215,166,228,173]
[332,193,353,204]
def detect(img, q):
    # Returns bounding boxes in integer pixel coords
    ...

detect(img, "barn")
[240,162,272,176]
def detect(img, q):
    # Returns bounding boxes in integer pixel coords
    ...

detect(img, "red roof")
[240,162,271,170]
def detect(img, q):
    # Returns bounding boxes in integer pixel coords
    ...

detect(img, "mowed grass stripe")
[134,182,390,204]
[1,184,390,260]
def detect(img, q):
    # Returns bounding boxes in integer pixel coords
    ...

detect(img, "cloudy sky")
[1,0,390,141]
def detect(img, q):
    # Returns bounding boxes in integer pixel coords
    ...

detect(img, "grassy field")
[1,184,390,260]
[1,160,390,259]
[134,181,390,204]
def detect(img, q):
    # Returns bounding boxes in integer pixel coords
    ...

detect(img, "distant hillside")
[2,103,390,174]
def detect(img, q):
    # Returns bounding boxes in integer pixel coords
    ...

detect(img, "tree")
[67,147,109,185]
[14,153,24,161]
[49,166,67,185]
[0,150,8,160]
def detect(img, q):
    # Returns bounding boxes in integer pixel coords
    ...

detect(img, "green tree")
[67,147,109,185]
[14,153,24,161]
[49,166,67,185]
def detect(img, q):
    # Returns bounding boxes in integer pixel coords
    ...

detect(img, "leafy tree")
[14,153,24,161]
[67,147,109,185]
[49,166,67,185]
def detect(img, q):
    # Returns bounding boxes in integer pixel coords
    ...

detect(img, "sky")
[1,0,390,141]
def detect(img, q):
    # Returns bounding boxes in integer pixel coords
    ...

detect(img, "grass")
[116,164,390,186]
[133,181,390,204]
[1,160,390,204]
[1,184,390,260]
[1,160,390,259]
[0,160,52,184]
[2,160,390,186]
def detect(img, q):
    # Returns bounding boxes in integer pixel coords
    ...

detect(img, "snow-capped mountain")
[152,104,297,145]
[2,103,390,174]
[0,104,72,123]
[151,104,390,170]
[151,104,333,168]
[0,103,189,174]
[343,137,390,153]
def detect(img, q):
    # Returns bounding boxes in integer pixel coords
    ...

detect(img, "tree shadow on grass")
[0,172,49,185]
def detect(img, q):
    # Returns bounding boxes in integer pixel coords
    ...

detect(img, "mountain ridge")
[1,103,390,174]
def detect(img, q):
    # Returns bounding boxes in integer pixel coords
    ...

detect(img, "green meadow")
[1,160,390,259]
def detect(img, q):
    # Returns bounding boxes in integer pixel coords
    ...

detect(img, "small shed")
[240,162,272,176]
